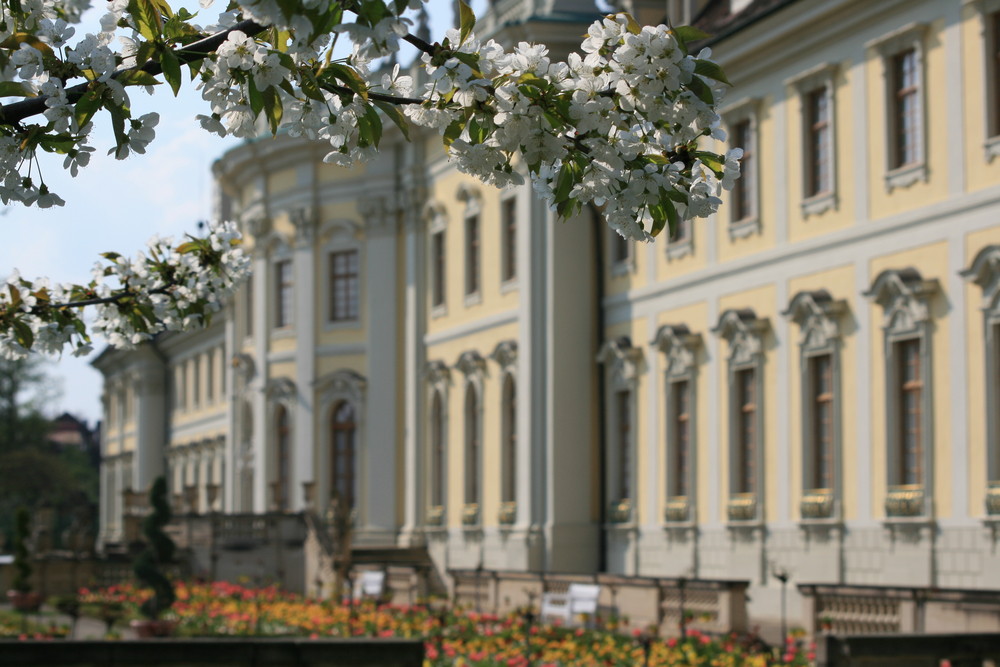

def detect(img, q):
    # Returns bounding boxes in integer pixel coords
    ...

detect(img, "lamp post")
[772,565,790,645]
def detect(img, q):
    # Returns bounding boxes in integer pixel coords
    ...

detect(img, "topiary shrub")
[11,506,32,594]
[132,476,176,620]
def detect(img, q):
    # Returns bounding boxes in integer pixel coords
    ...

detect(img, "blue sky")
[1,0,479,424]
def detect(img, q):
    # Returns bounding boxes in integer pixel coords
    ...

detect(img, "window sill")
[801,191,837,218]
[666,237,694,261]
[985,135,1000,163]
[500,278,518,295]
[431,304,447,320]
[610,260,634,277]
[324,319,362,333]
[271,327,295,340]
[727,216,760,241]
[463,292,482,308]
[884,162,928,192]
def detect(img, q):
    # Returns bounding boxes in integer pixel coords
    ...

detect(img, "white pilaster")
[252,250,269,513]
[292,209,317,512]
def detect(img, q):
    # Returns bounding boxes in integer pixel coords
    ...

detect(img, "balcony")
[885,484,924,518]
[800,489,835,520]
[461,503,480,527]
[498,501,516,525]
[426,505,444,527]
[607,498,633,524]
[663,496,691,523]
[726,493,757,522]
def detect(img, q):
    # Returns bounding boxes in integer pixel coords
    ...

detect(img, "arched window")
[501,375,516,504]
[430,392,444,508]
[464,385,479,505]
[275,405,290,511]
[331,401,356,510]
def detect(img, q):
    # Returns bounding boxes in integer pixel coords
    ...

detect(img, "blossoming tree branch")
[0,0,741,360]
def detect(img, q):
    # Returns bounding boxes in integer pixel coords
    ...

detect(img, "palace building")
[95,0,1000,632]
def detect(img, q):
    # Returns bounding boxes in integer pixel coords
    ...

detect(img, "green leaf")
[13,319,33,349]
[373,99,410,141]
[159,47,182,95]
[247,76,264,116]
[0,81,34,98]
[685,76,715,105]
[458,0,476,46]
[0,33,54,59]
[620,12,642,35]
[327,63,368,100]
[694,59,731,86]
[175,242,198,254]
[467,116,487,144]
[553,161,577,204]
[74,88,103,130]
[108,105,129,158]
[262,86,283,135]
[673,25,711,54]
[664,197,680,239]
[127,0,163,41]
[443,117,465,148]
[356,103,382,148]
[117,70,161,87]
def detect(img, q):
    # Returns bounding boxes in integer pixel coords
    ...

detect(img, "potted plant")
[130,476,178,637]
[7,506,42,612]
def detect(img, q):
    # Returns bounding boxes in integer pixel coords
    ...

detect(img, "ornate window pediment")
[783,290,847,351]
[425,360,452,391]
[713,309,769,367]
[455,350,487,380]
[652,324,702,380]
[596,337,644,387]
[864,268,939,334]
[264,377,297,402]
[315,369,366,407]
[962,245,1000,311]
[490,340,518,375]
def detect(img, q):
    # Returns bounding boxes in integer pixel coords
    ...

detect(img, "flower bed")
[0,610,70,640]
[72,582,813,666]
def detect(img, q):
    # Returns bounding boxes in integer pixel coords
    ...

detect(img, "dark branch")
[0,20,269,125]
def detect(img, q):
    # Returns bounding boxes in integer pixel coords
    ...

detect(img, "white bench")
[352,570,386,601]
[540,583,600,625]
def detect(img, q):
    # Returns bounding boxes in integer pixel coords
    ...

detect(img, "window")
[867,23,927,190]
[891,49,920,169]
[464,385,479,506]
[714,308,768,522]
[465,214,480,297]
[275,259,293,329]
[731,119,754,222]
[191,357,200,408]
[655,324,701,523]
[809,354,834,490]
[430,391,445,509]
[244,274,253,337]
[275,405,291,511]
[612,231,631,266]
[331,401,356,509]
[501,198,517,283]
[721,98,761,238]
[597,338,642,523]
[992,11,1000,138]
[735,368,756,495]
[806,87,832,197]
[431,231,446,309]
[865,267,938,518]
[501,375,516,504]
[206,350,215,405]
[670,380,690,498]
[329,249,359,322]
[897,339,922,486]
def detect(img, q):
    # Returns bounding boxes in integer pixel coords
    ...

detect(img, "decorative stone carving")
[264,377,297,402]
[712,309,769,366]
[652,324,701,379]
[490,340,518,374]
[864,268,939,332]
[596,337,644,386]
[455,350,487,380]
[783,290,846,350]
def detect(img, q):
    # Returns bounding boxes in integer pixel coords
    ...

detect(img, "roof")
[693,0,802,47]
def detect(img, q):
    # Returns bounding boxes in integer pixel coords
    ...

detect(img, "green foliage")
[133,476,176,620]
[11,506,32,593]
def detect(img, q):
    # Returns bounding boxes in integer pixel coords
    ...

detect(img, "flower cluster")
[406,16,740,241]
[60,581,815,666]
[0,0,739,356]
[0,222,249,360]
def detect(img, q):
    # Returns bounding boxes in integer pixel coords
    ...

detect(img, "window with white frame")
[491,338,518,525]
[274,258,293,329]
[329,249,360,323]
[654,324,701,523]
[597,337,643,524]
[609,226,635,276]
[866,23,928,191]
[787,63,838,217]
[713,309,768,522]
[961,245,1000,513]
[864,268,939,519]
[976,1,1000,160]
[427,207,447,316]
[331,401,357,510]
[425,360,450,525]
[501,196,517,284]
[274,404,291,512]
[464,213,480,298]
[784,290,846,520]
[721,98,761,239]
[455,350,485,525]
[206,349,215,405]
[244,273,254,338]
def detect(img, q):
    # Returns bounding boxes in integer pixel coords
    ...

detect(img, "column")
[292,208,317,512]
